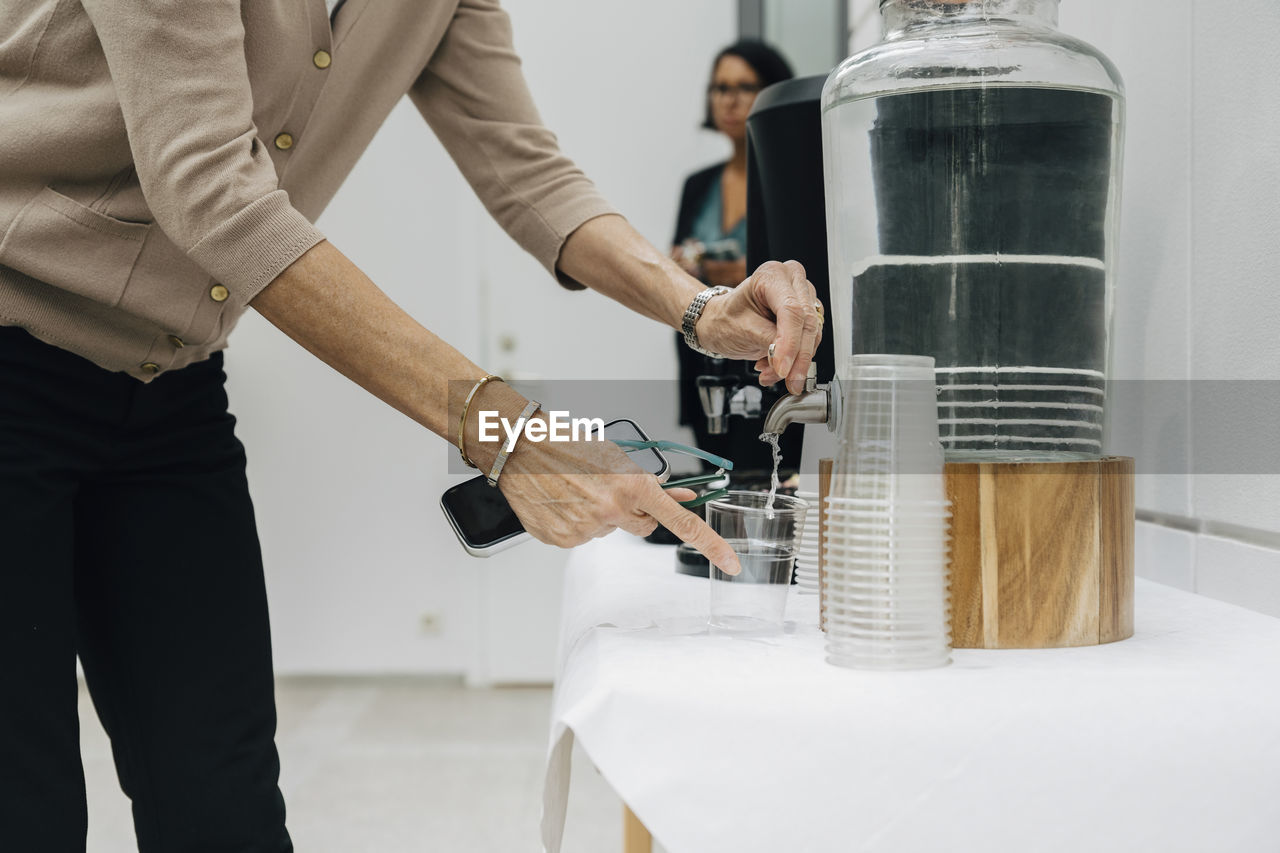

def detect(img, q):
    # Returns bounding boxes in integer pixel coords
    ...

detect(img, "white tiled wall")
[1135,522,1197,592]
[846,0,1280,618]
[1195,536,1280,621]
[1185,1,1280,538]
[1066,0,1280,617]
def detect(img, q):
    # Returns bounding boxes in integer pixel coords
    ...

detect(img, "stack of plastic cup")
[793,491,821,597]
[823,355,952,670]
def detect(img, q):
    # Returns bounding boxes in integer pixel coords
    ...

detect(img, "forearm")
[249,240,527,471]
[557,214,704,330]
[249,239,739,571]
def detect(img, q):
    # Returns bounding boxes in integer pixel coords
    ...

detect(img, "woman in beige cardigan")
[0,0,820,848]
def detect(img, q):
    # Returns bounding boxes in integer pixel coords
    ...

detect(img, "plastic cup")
[822,578,950,594]
[825,579,949,595]
[824,633,953,651]
[824,618,954,635]
[827,633,952,648]
[824,549,951,564]
[825,557,952,570]
[705,491,808,635]
[823,599,950,614]
[826,635,951,651]
[824,541,951,556]
[825,648,952,671]
[823,600,950,614]
[824,561,951,575]
[822,592,950,610]
[821,587,950,602]
[826,631,951,647]
[824,521,952,535]
[826,495,950,506]
[827,648,952,663]
[829,499,952,512]
[823,535,950,548]
[827,636,952,650]
[824,508,952,523]
[822,611,952,631]
[822,587,951,606]
[824,620,953,637]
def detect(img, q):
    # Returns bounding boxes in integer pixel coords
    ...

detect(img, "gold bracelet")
[458,373,503,469]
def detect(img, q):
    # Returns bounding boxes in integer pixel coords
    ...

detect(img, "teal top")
[690,171,746,258]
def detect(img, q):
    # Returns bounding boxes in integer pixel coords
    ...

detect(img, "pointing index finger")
[639,487,740,576]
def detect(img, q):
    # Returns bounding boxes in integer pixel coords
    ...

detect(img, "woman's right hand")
[494,423,742,575]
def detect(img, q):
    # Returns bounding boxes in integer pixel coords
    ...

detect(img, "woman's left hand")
[695,260,824,395]
[702,258,748,288]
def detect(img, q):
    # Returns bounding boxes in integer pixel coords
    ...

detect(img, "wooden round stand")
[818,457,1135,649]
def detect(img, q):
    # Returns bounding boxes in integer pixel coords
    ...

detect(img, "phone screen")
[440,418,667,554]
[441,476,526,547]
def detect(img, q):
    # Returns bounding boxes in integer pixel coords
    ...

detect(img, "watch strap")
[681,286,731,357]
[486,399,541,487]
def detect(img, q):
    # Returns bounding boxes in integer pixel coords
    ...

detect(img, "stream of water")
[760,431,783,512]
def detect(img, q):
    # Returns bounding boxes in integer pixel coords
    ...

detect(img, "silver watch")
[681,286,731,357]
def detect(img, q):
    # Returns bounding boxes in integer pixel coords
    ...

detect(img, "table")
[541,532,1280,853]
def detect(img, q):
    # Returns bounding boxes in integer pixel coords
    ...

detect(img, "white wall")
[764,0,846,77]
[1059,0,1280,617]
[225,0,737,677]
[844,0,1280,617]
[847,0,882,54]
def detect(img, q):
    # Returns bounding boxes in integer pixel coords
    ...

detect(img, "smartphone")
[440,417,669,557]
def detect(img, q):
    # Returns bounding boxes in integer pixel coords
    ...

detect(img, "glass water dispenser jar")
[822,0,1125,461]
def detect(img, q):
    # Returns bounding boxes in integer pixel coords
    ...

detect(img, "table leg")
[623,804,652,853]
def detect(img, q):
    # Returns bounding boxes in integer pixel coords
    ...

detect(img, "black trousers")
[0,327,292,852]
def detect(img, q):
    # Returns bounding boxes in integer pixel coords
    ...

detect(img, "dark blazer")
[673,162,727,432]
[673,162,728,246]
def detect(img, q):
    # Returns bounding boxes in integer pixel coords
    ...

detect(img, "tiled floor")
[80,677,629,853]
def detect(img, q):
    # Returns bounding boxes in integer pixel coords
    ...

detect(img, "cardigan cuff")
[187,189,326,307]
[542,198,621,292]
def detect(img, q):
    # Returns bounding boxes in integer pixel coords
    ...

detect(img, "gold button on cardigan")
[0,0,617,382]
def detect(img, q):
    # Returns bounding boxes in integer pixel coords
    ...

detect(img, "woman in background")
[673,40,795,464]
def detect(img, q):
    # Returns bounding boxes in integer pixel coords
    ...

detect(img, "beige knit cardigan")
[0,0,615,380]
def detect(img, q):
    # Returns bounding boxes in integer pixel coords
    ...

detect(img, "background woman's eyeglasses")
[708,83,762,99]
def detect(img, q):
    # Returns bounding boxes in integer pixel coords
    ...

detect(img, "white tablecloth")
[541,532,1280,853]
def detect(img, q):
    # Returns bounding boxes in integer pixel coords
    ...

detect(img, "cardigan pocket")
[118,226,218,340]
[0,186,149,308]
